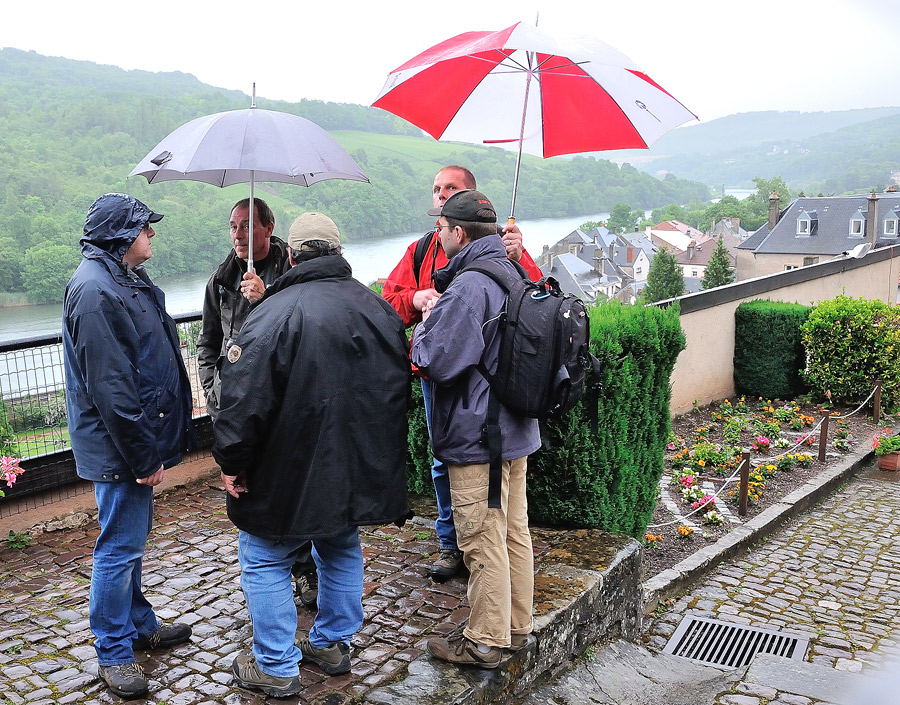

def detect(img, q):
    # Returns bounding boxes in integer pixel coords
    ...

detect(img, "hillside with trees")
[631,110,900,193]
[0,48,710,303]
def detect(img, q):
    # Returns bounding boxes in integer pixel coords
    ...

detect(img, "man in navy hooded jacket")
[63,193,195,699]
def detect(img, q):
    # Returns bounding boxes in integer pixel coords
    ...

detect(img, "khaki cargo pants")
[448,456,534,649]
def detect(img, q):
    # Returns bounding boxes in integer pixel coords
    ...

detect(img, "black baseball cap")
[427,189,497,223]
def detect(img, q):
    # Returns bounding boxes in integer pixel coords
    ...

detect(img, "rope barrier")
[646,384,879,530]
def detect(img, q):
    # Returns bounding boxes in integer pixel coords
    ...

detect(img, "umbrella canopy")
[130,103,368,270]
[373,21,696,217]
[130,107,368,187]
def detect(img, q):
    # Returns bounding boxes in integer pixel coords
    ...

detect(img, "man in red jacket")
[383,165,541,582]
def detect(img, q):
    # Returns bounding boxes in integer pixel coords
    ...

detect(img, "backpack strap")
[412,230,436,285]
[462,257,529,289]
[482,391,503,509]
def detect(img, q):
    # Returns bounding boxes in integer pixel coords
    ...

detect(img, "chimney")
[687,240,696,260]
[608,243,615,260]
[867,193,879,245]
[710,217,715,235]
[768,191,780,231]
[626,246,634,263]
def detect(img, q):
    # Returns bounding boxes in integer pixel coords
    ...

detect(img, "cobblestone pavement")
[0,481,587,705]
[645,467,900,704]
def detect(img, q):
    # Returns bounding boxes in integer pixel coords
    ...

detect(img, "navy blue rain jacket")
[63,194,195,481]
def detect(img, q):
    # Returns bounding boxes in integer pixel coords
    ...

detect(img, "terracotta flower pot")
[877,451,900,471]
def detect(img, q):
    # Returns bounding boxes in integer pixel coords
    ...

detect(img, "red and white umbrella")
[373,21,696,219]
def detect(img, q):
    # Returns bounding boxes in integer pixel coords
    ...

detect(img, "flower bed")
[641,397,878,581]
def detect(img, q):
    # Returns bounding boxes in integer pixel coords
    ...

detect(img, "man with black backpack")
[383,165,541,583]
[411,190,540,669]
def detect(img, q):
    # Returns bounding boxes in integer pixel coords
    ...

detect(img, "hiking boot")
[294,566,319,609]
[98,662,149,699]
[507,633,533,652]
[231,650,301,698]
[133,622,192,650]
[297,636,351,675]
[429,548,465,583]
[428,633,501,668]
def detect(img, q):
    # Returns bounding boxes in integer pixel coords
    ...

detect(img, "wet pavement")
[641,460,900,704]
[3,452,898,704]
[0,471,638,705]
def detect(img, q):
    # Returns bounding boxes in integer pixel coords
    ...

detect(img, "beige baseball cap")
[288,212,341,250]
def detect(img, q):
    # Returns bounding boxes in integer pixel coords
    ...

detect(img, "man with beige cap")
[213,212,411,697]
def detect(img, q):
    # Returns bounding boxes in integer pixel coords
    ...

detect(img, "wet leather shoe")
[429,548,466,583]
[98,662,149,698]
[133,622,192,650]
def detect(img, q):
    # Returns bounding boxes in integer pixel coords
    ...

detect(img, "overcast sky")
[1,0,894,124]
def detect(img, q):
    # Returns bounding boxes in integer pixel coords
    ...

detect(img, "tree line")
[0,48,711,304]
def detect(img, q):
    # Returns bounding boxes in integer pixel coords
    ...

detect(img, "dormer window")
[796,208,816,236]
[885,208,900,236]
[849,209,865,238]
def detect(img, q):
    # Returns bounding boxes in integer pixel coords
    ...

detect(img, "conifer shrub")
[405,375,432,496]
[528,301,685,537]
[801,294,900,409]
[734,300,811,399]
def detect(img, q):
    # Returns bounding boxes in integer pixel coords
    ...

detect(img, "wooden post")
[818,415,829,462]
[873,380,882,423]
[739,451,751,517]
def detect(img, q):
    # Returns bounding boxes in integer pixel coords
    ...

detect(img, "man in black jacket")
[197,198,317,607]
[197,198,289,421]
[213,212,410,698]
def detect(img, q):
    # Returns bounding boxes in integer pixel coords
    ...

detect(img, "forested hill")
[638,111,900,194]
[0,47,711,303]
[605,107,900,193]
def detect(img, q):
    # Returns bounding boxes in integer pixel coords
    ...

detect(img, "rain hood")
[81,193,163,261]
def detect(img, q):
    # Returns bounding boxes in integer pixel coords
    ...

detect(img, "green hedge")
[405,301,685,538]
[405,380,432,496]
[734,300,811,400]
[801,294,900,409]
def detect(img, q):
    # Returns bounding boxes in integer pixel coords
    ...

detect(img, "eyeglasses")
[438,223,456,232]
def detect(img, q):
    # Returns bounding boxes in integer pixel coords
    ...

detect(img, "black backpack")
[461,258,600,507]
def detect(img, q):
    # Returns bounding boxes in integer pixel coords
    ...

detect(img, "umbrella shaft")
[509,54,534,220]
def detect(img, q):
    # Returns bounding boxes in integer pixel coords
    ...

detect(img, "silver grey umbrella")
[130,88,368,270]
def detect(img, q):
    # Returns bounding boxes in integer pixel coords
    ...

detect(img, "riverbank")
[0,293,29,308]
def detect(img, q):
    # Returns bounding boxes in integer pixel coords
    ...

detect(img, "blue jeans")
[91,480,160,666]
[238,527,364,678]
[421,378,457,551]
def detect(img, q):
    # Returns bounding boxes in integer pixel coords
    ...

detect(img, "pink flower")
[1,456,23,488]
[691,495,716,512]
[752,435,771,451]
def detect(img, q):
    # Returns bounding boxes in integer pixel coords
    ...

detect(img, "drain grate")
[662,615,809,669]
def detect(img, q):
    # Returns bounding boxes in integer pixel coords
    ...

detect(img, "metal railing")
[0,312,212,515]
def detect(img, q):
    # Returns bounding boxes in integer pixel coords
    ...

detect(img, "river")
[0,212,612,342]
